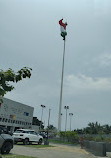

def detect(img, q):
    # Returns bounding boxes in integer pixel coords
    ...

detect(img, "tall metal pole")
[64,106,69,132]
[41,108,43,124]
[69,113,73,131]
[65,108,67,132]
[40,105,46,130]
[58,39,66,132]
[47,108,51,140]
[70,114,71,131]
[48,108,51,128]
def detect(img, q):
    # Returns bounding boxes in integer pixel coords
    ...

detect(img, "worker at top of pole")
[59,18,68,40]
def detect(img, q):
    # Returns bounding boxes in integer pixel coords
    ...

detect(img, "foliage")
[58,131,65,138]
[0,67,32,100]
[58,131,79,143]
[83,134,94,141]
[83,134,111,143]
[104,136,111,143]
[49,139,78,145]
[75,122,111,135]
[32,117,44,129]
[47,125,57,131]
[74,122,111,142]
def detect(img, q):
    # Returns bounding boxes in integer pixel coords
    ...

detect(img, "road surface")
[11,143,106,158]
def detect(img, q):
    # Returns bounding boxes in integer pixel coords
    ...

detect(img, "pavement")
[107,152,111,158]
[11,143,108,158]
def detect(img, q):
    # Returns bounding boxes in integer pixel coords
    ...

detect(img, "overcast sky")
[1,0,111,131]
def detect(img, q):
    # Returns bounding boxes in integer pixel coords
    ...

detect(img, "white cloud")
[91,52,111,68]
[65,74,111,92]
[99,53,111,67]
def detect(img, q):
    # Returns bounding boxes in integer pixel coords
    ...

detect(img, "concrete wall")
[106,143,111,152]
[84,140,106,157]
[0,98,34,131]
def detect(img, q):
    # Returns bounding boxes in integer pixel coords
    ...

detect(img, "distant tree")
[47,125,57,131]
[32,117,44,129]
[102,124,110,134]
[75,122,111,135]
[0,67,32,102]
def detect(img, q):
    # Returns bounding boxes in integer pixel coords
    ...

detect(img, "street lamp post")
[40,105,46,130]
[47,108,51,139]
[64,106,69,132]
[48,108,51,129]
[61,113,63,128]
[69,113,73,131]
[44,108,51,145]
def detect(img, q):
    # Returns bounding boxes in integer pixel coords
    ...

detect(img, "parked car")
[13,129,43,145]
[0,126,14,154]
[39,132,48,139]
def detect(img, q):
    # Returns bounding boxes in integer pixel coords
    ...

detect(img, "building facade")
[0,98,34,132]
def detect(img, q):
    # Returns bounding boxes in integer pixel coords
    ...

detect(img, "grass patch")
[16,144,54,148]
[2,154,36,158]
[23,144,54,148]
[49,139,78,145]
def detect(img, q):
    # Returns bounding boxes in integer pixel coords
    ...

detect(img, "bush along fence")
[58,131,79,143]
[50,131,79,144]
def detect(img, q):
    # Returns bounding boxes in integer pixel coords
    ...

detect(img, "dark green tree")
[75,122,111,135]
[47,125,57,130]
[0,67,32,102]
[32,117,44,129]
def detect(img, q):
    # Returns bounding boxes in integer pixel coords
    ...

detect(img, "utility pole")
[69,113,73,131]
[40,105,46,130]
[48,108,51,129]
[64,106,69,132]
[44,108,51,145]
[47,108,51,139]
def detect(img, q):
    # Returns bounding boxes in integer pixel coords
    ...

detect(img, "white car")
[13,129,43,145]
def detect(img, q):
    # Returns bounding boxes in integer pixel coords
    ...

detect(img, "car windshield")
[14,130,24,133]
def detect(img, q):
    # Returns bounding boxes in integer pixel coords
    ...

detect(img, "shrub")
[58,131,79,143]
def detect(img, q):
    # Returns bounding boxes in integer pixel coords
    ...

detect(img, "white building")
[0,98,34,132]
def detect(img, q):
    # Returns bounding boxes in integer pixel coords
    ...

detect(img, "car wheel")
[38,139,43,145]
[23,138,29,145]
[1,141,12,154]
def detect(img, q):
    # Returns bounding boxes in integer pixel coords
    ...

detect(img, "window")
[24,112,29,116]
[15,130,24,133]
[29,131,37,135]
[8,119,11,123]
[2,118,5,122]
[23,131,29,133]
